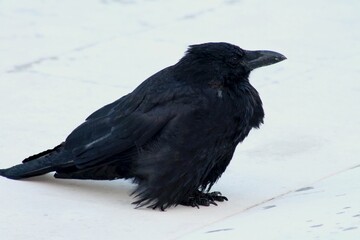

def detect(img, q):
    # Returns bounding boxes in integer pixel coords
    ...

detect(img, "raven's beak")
[243,50,286,70]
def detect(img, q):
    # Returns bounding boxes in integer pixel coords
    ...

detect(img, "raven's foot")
[181,191,228,208]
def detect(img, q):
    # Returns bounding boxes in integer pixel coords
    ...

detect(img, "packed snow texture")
[0,0,359,239]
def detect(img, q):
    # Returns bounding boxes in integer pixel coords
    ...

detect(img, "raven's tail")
[0,143,74,180]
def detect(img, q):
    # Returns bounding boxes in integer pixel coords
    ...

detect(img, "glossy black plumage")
[0,42,286,210]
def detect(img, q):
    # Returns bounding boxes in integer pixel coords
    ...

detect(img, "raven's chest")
[208,84,264,142]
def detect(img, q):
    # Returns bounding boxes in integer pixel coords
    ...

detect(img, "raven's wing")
[65,110,171,169]
[64,67,186,169]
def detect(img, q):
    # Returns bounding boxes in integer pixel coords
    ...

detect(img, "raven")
[0,42,286,210]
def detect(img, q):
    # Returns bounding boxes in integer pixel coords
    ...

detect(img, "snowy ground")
[0,0,359,239]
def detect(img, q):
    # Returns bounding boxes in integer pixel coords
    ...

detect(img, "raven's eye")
[228,56,239,66]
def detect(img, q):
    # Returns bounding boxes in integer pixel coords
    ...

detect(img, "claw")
[208,200,217,206]
[192,202,200,208]
[181,190,228,208]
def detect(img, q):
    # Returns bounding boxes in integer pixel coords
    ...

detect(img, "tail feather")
[22,143,64,163]
[0,144,73,180]
[0,159,55,179]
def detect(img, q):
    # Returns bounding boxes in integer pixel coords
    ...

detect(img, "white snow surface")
[0,0,359,239]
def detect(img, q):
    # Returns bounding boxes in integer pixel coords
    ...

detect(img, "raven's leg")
[133,146,229,210]
[180,190,228,208]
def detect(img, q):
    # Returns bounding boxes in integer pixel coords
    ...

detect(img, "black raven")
[0,42,286,210]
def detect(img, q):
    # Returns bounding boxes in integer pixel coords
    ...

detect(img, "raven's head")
[177,42,286,83]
